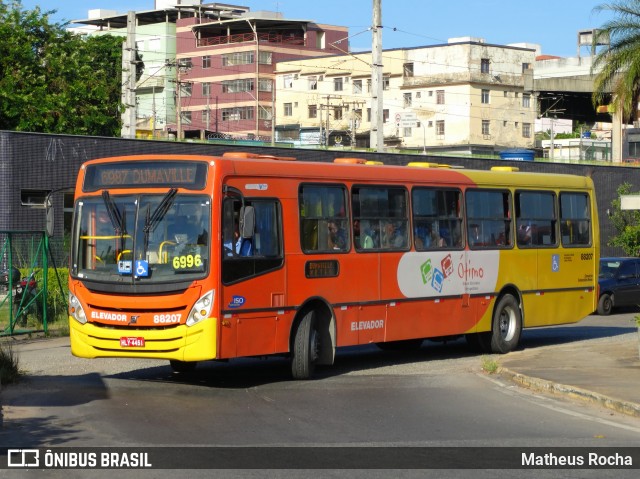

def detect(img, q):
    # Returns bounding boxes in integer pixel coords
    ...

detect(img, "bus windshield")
[71,193,211,284]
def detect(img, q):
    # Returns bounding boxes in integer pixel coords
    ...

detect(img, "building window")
[258,106,272,120]
[222,51,254,66]
[203,109,210,126]
[482,120,490,136]
[522,123,531,138]
[436,120,445,137]
[481,89,490,104]
[383,109,389,123]
[222,79,254,93]
[308,104,317,118]
[334,77,343,91]
[308,76,318,90]
[21,189,50,207]
[202,82,210,98]
[481,58,490,74]
[436,90,445,104]
[353,79,362,94]
[403,62,414,77]
[403,92,412,108]
[383,76,390,90]
[259,79,273,92]
[180,111,192,125]
[522,93,531,108]
[222,106,253,121]
[258,51,272,65]
[284,103,293,116]
[403,127,412,137]
[333,106,343,120]
[202,55,211,69]
[180,82,192,97]
[522,62,531,72]
[367,108,371,122]
[367,79,372,93]
[283,74,294,89]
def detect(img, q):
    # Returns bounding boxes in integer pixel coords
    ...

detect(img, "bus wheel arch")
[480,286,523,354]
[290,298,336,379]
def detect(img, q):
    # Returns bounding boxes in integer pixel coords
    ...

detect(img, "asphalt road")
[1,312,639,478]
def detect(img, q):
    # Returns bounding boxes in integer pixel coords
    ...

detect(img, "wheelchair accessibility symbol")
[135,260,149,277]
[551,254,560,272]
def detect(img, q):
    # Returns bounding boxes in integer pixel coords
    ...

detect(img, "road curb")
[499,367,640,418]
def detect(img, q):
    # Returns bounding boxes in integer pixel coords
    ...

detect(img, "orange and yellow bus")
[68,152,599,378]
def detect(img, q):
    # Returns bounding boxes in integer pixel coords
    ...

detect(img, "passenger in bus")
[430,229,446,248]
[327,221,347,250]
[382,221,406,248]
[517,223,533,245]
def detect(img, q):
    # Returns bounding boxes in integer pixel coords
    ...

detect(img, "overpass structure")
[533,49,625,161]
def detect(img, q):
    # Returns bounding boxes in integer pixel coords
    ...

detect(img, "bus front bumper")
[69,317,217,361]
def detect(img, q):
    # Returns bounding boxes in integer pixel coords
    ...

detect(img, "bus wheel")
[169,360,197,373]
[291,310,319,380]
[485,294,522,354]
[597,293,613,316]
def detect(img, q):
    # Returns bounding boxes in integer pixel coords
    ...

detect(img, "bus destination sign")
[83,161,208,191]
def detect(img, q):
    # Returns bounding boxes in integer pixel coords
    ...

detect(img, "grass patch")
[0,341,21,385]
[481,355,499,374]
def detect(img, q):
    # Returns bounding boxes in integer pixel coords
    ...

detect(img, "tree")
[0,1,124,136]
[591,1,640,123]
[607,182,640,256]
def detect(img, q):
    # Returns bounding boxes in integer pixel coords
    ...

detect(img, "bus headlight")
[69,292,87,324]
[186,290,214,327]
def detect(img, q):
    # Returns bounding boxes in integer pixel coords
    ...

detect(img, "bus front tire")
[481,294,522,354]
[291,310,319,380]
[169,359,197,373]
[597,293,613,316]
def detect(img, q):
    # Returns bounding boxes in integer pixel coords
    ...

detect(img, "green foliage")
[607,183,640,256]
[591,1,640,122]
[0,1,123,136]
[0,341,20,385]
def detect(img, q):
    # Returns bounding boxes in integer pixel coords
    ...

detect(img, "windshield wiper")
[143,188,178,252]
[102,191,125,235]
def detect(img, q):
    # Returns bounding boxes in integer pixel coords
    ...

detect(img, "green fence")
[0,231,53,336]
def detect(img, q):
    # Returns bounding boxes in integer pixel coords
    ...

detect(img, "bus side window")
[560,192,590,246]
[299,184,349,253]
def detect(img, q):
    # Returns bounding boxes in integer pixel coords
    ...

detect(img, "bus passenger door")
[220,195,286,358]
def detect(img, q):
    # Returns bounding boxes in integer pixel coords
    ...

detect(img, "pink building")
[174,10,348,140]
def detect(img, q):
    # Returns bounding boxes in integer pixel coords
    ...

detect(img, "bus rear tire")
[291,310,319,380]
[483,294,522,354]
[170,360,197,373]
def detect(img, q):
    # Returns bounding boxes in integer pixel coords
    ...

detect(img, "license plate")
[120,337,145,348]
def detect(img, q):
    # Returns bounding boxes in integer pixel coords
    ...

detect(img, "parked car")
[597,257,640,315]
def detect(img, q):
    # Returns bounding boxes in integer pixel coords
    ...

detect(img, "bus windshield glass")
[72,193,211,283]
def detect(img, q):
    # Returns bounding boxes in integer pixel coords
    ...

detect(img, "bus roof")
[79,153,594,191]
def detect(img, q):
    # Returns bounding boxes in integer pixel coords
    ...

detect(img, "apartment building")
[174,10,348,140]
[275,38,538,154]
[70,1,250,139]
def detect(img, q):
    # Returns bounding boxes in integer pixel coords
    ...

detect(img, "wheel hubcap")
[499,307,516,342]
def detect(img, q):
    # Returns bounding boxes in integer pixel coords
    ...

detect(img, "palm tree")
[591,1,640,123]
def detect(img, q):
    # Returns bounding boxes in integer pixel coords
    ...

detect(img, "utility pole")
[120,11,137,139]
[370,0,384,152]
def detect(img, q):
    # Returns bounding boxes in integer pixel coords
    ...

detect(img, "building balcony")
[197,32,305,48]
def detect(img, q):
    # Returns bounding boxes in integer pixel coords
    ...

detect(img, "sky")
[21,0,615,58]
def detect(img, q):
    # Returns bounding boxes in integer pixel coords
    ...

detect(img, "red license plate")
[120,337,145,348]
